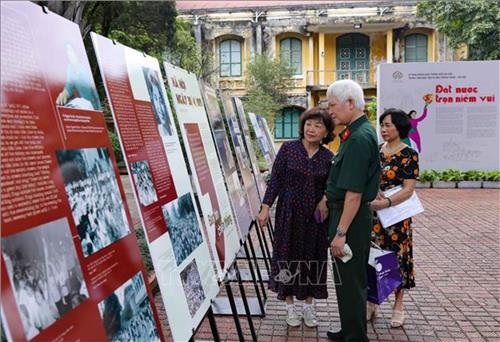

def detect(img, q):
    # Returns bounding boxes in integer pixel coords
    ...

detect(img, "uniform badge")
[340,128,351,141]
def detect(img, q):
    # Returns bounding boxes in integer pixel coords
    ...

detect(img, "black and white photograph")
[1,218,89,341]
[143,66,173,137]
[56,147,131,257]
[130,160,158,207]
[161,193,203,266]
[98,272,160,342]
[180,260,206,318]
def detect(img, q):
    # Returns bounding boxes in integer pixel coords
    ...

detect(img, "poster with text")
[378,61,499,171]
[259,116,277,162]
[0,3,163,341]
[233,97,267,199]
[91,34,219,341]
[200,83,252,240]
[248,112,273,167]
[220,94,262,218]
[164,62,241,280]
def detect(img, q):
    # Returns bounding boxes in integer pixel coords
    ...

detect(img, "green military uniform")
[325,115,380,341]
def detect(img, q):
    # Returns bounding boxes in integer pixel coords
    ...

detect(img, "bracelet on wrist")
[386,197,392,208]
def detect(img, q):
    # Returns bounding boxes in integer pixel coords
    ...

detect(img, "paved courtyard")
[121,177,499,341]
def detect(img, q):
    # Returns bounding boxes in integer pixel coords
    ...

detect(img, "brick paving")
[121,176,500,341]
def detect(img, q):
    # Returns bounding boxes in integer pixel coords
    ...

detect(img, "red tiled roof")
[177,1,372,11]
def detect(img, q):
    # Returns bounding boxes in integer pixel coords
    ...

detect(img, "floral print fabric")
[371,146,419,289]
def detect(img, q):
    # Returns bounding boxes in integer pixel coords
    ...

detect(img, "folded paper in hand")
[377,185,424,228]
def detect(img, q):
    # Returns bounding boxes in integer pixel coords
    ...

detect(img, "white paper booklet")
[377,186,424,228]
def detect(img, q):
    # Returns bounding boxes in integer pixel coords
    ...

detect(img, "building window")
[336,33,370,84]
[405,34,428,62]
[275,107,302,139]
[220,39,241,77]
[280,38,302,75]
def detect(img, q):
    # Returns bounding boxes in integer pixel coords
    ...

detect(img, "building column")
[386,29,393,63]
[268,34,276,58]
[256,22,262,55]
[308,35,314,86]
[194,24,202,48]
[319,32,325,85]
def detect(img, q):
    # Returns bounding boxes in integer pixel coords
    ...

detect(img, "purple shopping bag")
[367,247,402,304]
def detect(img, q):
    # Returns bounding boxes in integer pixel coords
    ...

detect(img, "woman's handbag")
[367,243,402,304]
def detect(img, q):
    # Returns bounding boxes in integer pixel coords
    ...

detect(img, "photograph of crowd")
[180,260,206,318]
[1,218,89,340]
[56,147,131,257]
[98,272,160,342]
[143,66,173,137]
[161,193,203,266]
[130,160,158,207]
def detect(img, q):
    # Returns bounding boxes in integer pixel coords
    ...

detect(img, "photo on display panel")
[161,193,203,266]
[142,66,173,137]
[130,160,158,207]
[55,147,130,257]
[98,272,160,342]
[179,260,206,318]
[55,43,102,111]
[1,218,89,341]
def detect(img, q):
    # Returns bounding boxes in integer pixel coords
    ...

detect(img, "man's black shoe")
[326,329,344,341]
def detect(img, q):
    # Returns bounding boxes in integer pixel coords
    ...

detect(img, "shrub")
[483,171,500,182]
[439,169,463,182]
[419,170,439,182]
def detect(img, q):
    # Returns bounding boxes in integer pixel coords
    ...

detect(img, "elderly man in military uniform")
[319,79,380,341]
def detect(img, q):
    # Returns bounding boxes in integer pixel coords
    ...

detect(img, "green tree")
[417,0,500,60]
[165,18,214,79]
[244,54,294,131]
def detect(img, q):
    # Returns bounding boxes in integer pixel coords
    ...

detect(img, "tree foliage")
[164,18,214,79]
[417,0,500,60]
[243,54,294,130]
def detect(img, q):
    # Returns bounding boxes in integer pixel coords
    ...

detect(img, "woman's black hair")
[379,108,411,139]
[298,107,335,144]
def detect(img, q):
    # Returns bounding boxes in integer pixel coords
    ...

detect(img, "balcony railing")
[306,69,372,88]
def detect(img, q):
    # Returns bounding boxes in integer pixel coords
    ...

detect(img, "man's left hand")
[330,235,346,257]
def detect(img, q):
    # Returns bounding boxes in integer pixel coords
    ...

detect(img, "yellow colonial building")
[178,0,465,145]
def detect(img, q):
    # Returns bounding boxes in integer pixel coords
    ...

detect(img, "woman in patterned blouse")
[368,109,419,328]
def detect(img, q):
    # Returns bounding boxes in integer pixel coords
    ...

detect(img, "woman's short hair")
[326,79,365,111]
[379,108,412,139]
[298,107,335,144]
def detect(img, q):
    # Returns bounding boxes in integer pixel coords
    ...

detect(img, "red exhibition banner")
[0,3,163,341]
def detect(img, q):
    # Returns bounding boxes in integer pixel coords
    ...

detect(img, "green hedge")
[419,170,500,182]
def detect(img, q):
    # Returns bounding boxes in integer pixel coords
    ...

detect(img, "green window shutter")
[405,34,428,62]
[275,107,303,139]
[275,115,284,139]
[280,38,302,75]
[220,39,242,77]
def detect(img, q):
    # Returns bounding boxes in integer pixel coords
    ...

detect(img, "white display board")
[220,94,262,218]
[164,62,241,280]
[92,34,219,341]
[378,61,499,171]
[259,116,277,162]
[233,97,267,198]
[200,82,253,240]
[248,112,273,166]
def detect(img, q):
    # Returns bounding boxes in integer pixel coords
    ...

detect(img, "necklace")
[383,142,405,155]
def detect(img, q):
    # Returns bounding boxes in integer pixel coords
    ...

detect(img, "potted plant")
[458,170,483,188]
[482,171,500,189]
[433,169,462,188]
[417,170,438,188]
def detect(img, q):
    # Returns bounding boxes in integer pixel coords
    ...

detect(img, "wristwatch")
[336,228,346,237]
